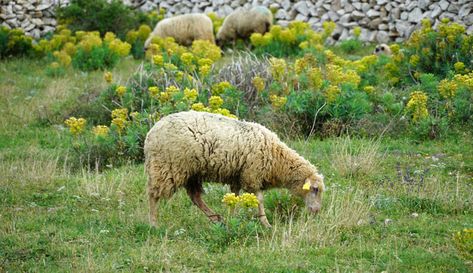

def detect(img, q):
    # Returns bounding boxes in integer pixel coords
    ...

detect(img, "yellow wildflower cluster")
[108,38,131,57]
[180,52,194,66]
[438,79,458,99]
[53,50,72,67]
[212,81,232,95]
[93,125,109,137]
[207,12,224,33]
[325,85,341,103]
[308,67,324,90]
[78,32,102,52]
[454,62,465,73]
[322,21,337,38]
[116,85,127,97]
[64,117,86,136]
[406,91,429,122]
[222,192,259,208]
[269,95,288,109]
[453,228,473,260]
[111,108,128,131]
[184,88,198,102]
[209,96,224,109]
[148,86,159,98]
[104,71,113,83]
[269,57,287,82]
[363,85,375,94]
[353,26,361,38]
[326,64,360,87]
[252,76,265,92]
[250,32,273,47]
[191,40,221,62]
[125,24,152,44]
[453,72,473,91]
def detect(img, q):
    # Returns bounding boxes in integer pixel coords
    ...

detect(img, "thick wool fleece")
[144,111,321,199]
[145,13,215,47]
[216,6,273,43]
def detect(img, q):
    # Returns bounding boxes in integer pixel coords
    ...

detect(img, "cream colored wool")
[145,111,324,218]
[144,13,215,48]
[216,6,273,44]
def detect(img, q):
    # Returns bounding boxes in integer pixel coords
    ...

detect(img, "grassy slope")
[0,58,472,272]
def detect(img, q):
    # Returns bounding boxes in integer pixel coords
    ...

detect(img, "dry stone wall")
[1,0,472,43]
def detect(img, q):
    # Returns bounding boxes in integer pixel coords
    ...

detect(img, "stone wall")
[1,0,472,43]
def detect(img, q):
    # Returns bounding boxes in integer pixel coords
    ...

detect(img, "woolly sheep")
[145,111,325,228]
[144,14,215,48]
[216,6,273,45]
[373,43,392,56]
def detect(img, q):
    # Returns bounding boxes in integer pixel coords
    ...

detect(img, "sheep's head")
[373,43,392,56]
[301,173,325,214]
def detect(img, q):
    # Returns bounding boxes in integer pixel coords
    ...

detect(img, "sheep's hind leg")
[148,188,158,227]
[257,191,271,228]
[186,180,222,223]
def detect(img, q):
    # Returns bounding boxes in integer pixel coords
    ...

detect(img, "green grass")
[1,57,472,272]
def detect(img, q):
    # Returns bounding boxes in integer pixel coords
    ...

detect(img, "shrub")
[0,27,33,58]
[339,38,363,54]
[56,0,149,39]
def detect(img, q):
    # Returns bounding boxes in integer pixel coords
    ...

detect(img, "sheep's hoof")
[208,214,223,223]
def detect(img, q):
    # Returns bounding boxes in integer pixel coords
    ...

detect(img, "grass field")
[1,57,472,272]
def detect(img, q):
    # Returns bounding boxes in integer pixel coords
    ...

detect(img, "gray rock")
[367,9,380,18]
[405,1,417,11]
[430,4,442,18]
[391,7,401,19]
[353,2,362,10]
[408,8,422,22]
[368,18,382,29]
[339,13,351,24]
[400,11,408,20]
[344,3,354,13]
[379,23,389,30]
[377,0,388,5]
[376,30,390,43]
[275,9,288,20]
[352,10,365,20]
[447,4,459,13]
[418,0,430,10]
[295,13,308,22]
[328,10,339,21]
[361,3,370,12]
[465,14,473,25]
[439,0,449,11]
[293,1,309,16]
[459,5,472,18]
[281,0,291,10]
[36,3,52,11]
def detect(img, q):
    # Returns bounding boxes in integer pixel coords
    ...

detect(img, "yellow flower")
[180,52,194,66]
[279,29,296,44]
[454,62,465,73]
[239,193,259,208]
[153,55,164,66]
[198,58,213,67]
[64,117,87,136]
[222,193,239,208]
[104,71,113,83]
[108,39,131,57]
[409,55,420,66]
[159,91,171,103]
[252,76,265,92]
[212,81,232,95]
[209,96,224,109]
[93,125,109,137]
[191,102,205,111]
[322,21,336,37]
[308,67,323,90]
[191,40,221,62]
[269,57,287,82]
[363,85,375,94]
[166,85,179,94]
[53,50,71,67]
[184,88,198,102]
[164,63,178,71]
[104,32,116,43]
[111,108,128,120]
[438,79,458,99]
[406,91,429,122]
[269,95,287,109]
[324,85,341,103]
[213,108,238,119]
[50,62,60,69]
[199,65,211,77]
[137,24,152,40]
[353,26,361,38]
[148,86,159,98]
[115,85,126,97]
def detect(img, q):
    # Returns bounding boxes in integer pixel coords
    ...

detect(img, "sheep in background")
[145,111,324,228]
[144,13,215,49]
[373,43,392,56]
[216,6,273,46]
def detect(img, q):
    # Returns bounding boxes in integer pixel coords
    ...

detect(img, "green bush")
[72,45,120,71]
[0,27,33,58]
[339,38,363,54]
[56,0,149,39]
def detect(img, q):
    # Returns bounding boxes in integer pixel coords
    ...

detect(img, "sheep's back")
[144,111,275,182]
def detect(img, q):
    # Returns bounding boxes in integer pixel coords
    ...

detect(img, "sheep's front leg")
[187,189,222,223]
[148,187,158,227]
[257,191,271,228]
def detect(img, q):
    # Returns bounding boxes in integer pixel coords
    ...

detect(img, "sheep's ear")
[302,179,311,191]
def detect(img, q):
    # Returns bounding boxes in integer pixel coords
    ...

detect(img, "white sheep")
[216,6,273,45]
[144,13,215,48]
[373,43,392,56]
[145,111,325,228]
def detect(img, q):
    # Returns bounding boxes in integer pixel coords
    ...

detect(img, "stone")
[328,10,339,21]
[275,9,288,20]
[430,5,442,18]
[391,7,401,19]
[367,9,380,18]
[408,8,422,22]
[418,0,430,10]
[465,14,473,25]
[459,5,472,18]
[352,2,362,10]
[295,13,308,22]
[377,0,388,5]
[368,18,382,29]
[376,30,390,43]
[439,0,449,11]
[361,3,370,12]
[379,23,389,30]
[293,1,309,16]
[447,4,459,13]
[352,10,365,20]
[405,1,417,11]
[339,13,351,24]
[400,11,408,20]
[281,0,291,11]
[344,3,354,13]
[36,3,52,11]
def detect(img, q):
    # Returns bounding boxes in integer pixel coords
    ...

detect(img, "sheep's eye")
[311,186,319,194]
[381,46,386,51]
[375,47,380,52]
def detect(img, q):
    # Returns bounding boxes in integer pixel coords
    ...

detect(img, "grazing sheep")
[145,111,325,228]
[373,43,392,56]
[144,14,215,49]
[216,6,273,45]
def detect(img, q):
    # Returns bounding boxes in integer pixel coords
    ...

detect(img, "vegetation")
[0,5,472,271]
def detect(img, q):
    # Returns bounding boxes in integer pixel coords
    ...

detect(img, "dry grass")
[330,135,383,178]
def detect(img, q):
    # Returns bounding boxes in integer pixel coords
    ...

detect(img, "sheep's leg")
[257,191,271,228]
[148,188,158,227]
[185,179,222,223]
[230,183,241,196]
